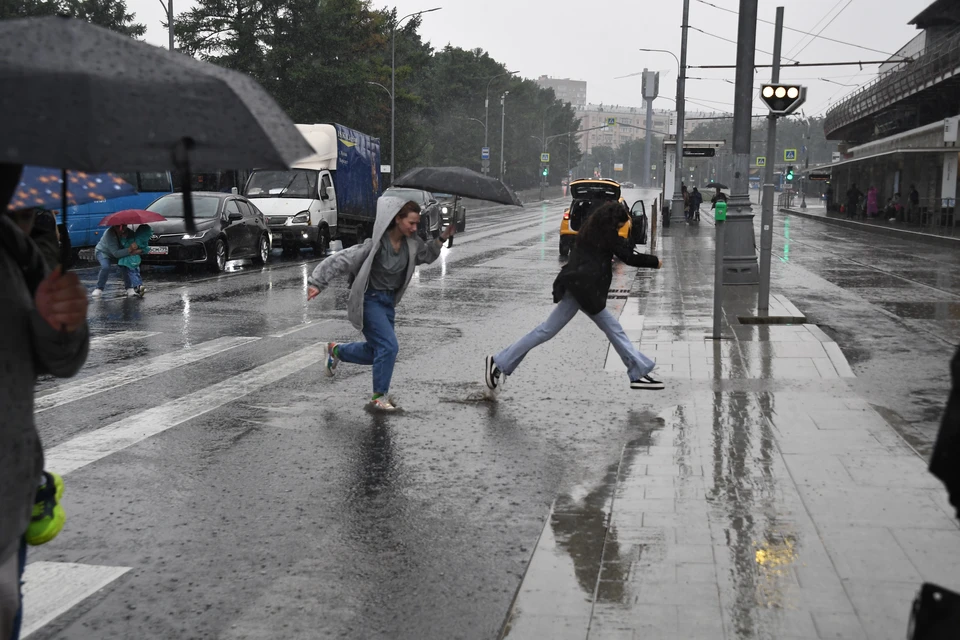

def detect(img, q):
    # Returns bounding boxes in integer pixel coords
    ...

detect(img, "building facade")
[822,0,960,219]
[535,76,588,109]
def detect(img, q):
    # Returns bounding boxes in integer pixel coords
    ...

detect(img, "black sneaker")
[630,375,664,390]
[484,355,501,391]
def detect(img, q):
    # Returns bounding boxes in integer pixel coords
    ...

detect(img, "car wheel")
[209,238,227,272]
[254,233,269,265]
[313,225,330,254]
[559,239,570,257]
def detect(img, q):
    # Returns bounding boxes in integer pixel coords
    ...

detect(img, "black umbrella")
[704,182,729,190]
[0,16,313,241]
[393,167,523,207]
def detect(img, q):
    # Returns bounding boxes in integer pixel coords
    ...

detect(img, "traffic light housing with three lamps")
[760,84,807,115]
[542,166,549,177]
[786,166,795,181]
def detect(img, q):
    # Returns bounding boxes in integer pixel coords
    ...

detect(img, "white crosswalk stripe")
[88,331,161,347]
[35,336,260,413]
[45,342,326,476]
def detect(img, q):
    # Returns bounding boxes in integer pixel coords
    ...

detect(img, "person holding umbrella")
[306,196,455,411]
[484,202,663,394]
[92,224,143,298]
[0,163,89,640]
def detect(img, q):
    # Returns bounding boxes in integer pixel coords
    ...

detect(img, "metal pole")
[800,120,809,208]
[540,120,546,201]
[391,28,396,185]
[722,0,760,285]
[167,0,174,51]
[500,92,507,180]
[712,218,725,339]
[643,97,654,188]
[758,6,784,314]
[484,93,489,176]
[671,0,690,221]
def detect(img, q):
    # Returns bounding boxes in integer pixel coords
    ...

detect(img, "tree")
[0,0,146,38]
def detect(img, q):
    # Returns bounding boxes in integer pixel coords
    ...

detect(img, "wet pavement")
[20,190,960,639]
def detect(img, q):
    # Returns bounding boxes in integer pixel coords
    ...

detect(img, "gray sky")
[131,0,922,118]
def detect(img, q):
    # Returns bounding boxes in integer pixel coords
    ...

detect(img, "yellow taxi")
[559,179,632,256]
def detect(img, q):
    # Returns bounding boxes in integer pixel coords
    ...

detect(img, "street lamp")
[391,7,441,182]
[500,91,509,180]
[484,70,518,175]
[157,0,174,51]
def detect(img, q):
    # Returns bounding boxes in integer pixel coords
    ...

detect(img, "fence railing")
[824,30,960,137]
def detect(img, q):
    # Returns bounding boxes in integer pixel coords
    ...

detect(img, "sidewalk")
[500,218,960,639]
[781,202,960,248]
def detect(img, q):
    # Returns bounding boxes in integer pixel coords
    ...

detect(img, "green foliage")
[174,0,583,190]
[0,0,146,37]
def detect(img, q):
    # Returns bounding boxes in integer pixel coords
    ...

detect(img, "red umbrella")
[99,209,167,226]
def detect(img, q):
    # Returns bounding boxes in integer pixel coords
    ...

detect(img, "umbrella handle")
[59,168,73,272]
[173,138,197,234]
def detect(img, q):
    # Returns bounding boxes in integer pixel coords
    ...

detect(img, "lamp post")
[484,70,518,176]
[641,8,688,220]
[499,91,510,180]
[391,7,441,182]
[157,0,174,51]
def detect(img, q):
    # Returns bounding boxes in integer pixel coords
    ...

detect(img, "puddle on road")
[877,300,960,319]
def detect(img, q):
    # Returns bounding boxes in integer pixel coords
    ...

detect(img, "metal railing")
[825,30,960,137]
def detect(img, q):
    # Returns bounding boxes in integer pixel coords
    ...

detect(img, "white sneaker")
[126,288,136,297]
[91,289,103,298]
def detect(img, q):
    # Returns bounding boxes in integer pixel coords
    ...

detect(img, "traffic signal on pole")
[786,166,795,181]
[542,166,549,177]
[759,84,807,115]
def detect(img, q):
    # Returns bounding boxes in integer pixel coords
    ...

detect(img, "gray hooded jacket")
[308,196,443,331]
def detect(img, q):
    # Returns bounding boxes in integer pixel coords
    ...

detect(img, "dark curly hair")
[576,201,629,252]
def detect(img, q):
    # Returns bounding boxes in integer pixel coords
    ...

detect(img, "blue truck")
[243,123,382,253]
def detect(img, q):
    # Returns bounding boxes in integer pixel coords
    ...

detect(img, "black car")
[142,192,271,272]
[382,187,441,239]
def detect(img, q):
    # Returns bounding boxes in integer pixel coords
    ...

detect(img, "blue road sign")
[481,147,490,160]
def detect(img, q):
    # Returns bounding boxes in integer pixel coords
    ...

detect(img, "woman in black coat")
[484,202,663,393]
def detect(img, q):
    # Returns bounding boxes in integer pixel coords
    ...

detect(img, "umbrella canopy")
[0,16,313,173]
[6,166,135,211]
[704,182,729,190]
[393,167,522,207]
[99,209,166,227]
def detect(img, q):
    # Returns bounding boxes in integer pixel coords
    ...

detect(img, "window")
[138,172,171,192]
[147,194,221,218]
[237,201,255,218]
[223,200,242,218]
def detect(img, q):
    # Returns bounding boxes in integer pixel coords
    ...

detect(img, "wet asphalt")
[27,189,956,639]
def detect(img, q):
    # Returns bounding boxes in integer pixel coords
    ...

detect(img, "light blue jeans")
[337,290,398,395]
[494,293,655,381]
[95,251,140,290]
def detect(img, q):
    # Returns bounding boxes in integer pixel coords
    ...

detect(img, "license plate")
[148,246,168,255]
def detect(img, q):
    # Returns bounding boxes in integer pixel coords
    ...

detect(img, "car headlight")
[441,206,449,214]
[182,231,207,240]
[291,211,310,224]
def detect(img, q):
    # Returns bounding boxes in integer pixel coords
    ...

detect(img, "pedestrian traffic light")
[542,166,549,177]
[759,84,807,115]
[786,166,795,181]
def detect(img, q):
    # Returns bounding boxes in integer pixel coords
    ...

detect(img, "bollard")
[712,201,727,340]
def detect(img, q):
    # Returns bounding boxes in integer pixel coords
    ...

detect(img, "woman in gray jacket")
[307,196,455,411]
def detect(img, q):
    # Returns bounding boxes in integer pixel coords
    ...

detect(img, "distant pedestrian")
[307,196,455,411]
[866,185,879,218]
[92,225,142,298]
[908,184,920,222]
[484,202,663,394]
[117,224,151,298]
[681,184,690,220]
[710,188,727,210]
[690,187,703,222]
[845,184,863,218]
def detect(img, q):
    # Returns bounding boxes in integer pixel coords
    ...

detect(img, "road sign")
[540,152,550,163]
[756,156,766,167]
[481,147,490,160]
[809,172,831,181]
[683,148,715,158]
[784,149,797,161]
[614,163,624,172]
[381,164,391,174]
[606,117,617,127]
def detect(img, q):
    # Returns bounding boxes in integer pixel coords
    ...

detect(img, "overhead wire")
[791,0,855,59]
[688,26,799,63]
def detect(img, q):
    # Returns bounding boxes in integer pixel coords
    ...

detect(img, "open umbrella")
[393,167,522,207]
[6,167,135,211]
[704,182,729,190]
[0,16,313,243]
[99,210,167,227]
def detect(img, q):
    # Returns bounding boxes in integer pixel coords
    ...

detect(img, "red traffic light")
[760,84,806,115]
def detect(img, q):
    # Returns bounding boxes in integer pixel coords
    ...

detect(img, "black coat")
[553,239,659,315]
[931,344,960,519]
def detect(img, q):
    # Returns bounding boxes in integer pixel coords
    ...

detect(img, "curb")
[780,206,960,248]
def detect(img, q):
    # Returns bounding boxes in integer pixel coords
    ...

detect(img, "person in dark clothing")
[483,202,663,393]
[931,345,960,520]
[908,184,920,222]
[845,184,863,218]
[710,188,727,209]
[690,187,703,222]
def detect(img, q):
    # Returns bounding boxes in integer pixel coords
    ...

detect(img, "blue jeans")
[337,290,398,395]
[494,292,655,381]
[95,251,137,290]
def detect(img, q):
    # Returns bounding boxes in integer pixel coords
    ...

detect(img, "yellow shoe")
[26,471,65,546]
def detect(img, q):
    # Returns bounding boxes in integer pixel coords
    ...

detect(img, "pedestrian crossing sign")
[784,148,797,161]
[756,156,766,167]
[606,117,616,126]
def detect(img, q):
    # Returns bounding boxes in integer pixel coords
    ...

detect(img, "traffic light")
[542,166,549,177]
[759,84,806,115]
[786,166,795,181]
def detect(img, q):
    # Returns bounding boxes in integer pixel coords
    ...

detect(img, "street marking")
[35,336,261,413]
[89,331,161,347]
[270,318,333,338]
[20,561,131,638]
[45,343,327,476]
